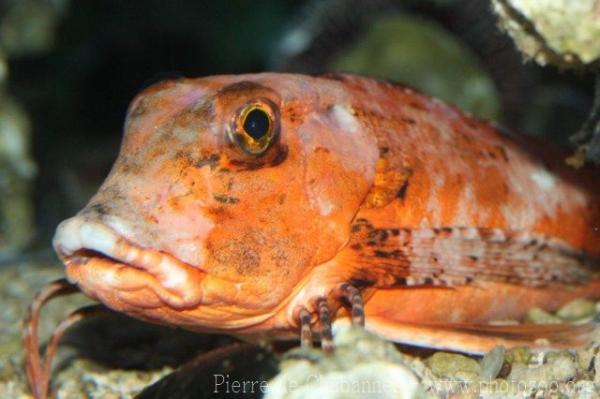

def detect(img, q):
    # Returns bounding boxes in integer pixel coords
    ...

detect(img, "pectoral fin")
[364,317,597,354]
[341,222,599,288]
[326,279,600,354]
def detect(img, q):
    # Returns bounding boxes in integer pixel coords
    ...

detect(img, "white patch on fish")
[501,158,588,230]
[161,258,187,289]
[530,169,555,191]
[330,105,359,134]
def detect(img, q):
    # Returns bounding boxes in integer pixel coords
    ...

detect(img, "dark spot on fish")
[192,100,215,123]
[175,149,191,160]
[209,234,262,274]
[367,229,389,244]
[484,145,509,162]
[408,101,425,111]
[228,145,288,171]
[269,145,288,167]
[469,255,478,261]
[85,203,110,216]
[465,276,474,284]
[464,119,479,130]
[458,131,475,144]
[119,159,142,174]
[379,147,389,155]
[205,206,232,219]
[394,277,407,286]
[127,79,180,120]
[229,159,265,171]
[401,116,416,125]
[396,180,410,200]
[320,73,349,83]
[315,147,330,154]
[213,194,239,204]
[390,229,400,236]
[193,154,221,169]
[218,81,270,96]
[373,249,405,259]
[350,243,362,251]
[349,277,375,288]
[351,218,374,233]
[128,96,153,120]
[432,227,453,237]
[423,277,434,285]
[173,100,215,133]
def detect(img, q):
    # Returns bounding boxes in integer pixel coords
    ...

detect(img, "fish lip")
[53,217,206,308]
[53,217,205,273]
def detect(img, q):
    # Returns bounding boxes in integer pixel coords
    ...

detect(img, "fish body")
[52,73,600,353]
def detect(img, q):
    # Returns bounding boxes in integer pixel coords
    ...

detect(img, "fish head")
[52,73,379,331]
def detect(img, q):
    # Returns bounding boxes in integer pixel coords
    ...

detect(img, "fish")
[24,73,600,398]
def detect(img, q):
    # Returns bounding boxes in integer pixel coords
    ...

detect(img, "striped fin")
[343,219,599,288]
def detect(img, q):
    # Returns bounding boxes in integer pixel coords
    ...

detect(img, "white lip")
[53,218,120,258]
[53,217,205,308]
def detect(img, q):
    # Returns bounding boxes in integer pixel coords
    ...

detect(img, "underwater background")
[1,1,599,398]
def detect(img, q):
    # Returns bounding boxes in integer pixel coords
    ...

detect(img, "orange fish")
[24,73,600,398]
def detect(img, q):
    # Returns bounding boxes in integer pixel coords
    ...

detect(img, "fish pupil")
[243,109,270,140]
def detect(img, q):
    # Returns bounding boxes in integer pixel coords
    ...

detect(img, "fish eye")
[243,108,270,140]
[232,102,278,155]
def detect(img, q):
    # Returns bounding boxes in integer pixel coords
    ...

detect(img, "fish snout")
[53,216,206,309]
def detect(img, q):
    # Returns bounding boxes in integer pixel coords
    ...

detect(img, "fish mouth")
[53,217,206,309]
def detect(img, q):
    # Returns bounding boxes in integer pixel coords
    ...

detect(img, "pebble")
[556,299,596,321]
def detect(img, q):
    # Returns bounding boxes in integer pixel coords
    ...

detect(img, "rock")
[0,96,36,258]
[426,352,481,382]
[491,0,600,67]
[504,347,534,365]
[524,307,563,324]
[506,352,578,397]
[54,359,172,399]
[556,299,597,321]
[571,380,599,399]
[0,0,69,57]
[266,326,427,399]
[546,353,577,382]
[575,349,595,380]
[480,346,506,380]
[594,351,600,385]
